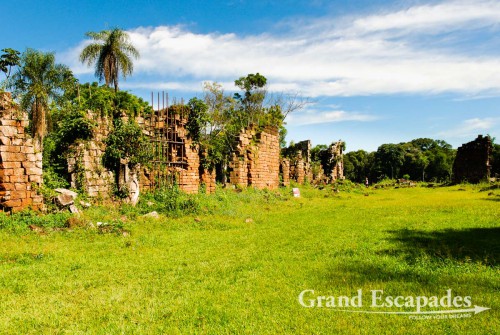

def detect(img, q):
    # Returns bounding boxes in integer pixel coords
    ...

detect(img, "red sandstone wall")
[229,126,280,190]
[0,93,43,212]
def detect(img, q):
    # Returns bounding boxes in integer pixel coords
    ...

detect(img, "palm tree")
[79,28,140,92]
[8,48,74,150]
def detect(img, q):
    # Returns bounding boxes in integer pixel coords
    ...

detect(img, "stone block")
[10,175,28,183]
[0,126,17,137]
[1,151,25,162]
[0,136,10,145]
[24,146,35,154]
[1,199,22,208]
[29,175,42,183]
[12,138,24,146]
[11,190,27,199]
[26,153,36,162]
[25,167,42,176]
[0,119,18,126]
[0,161,21,169]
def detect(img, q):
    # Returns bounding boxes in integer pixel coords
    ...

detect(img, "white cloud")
[349,0,500,35]
[438,117,500,138]
[287,109,377,126]
[63,0,500,98]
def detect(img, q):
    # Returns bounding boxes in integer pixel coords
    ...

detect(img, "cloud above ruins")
[65,0,500,98]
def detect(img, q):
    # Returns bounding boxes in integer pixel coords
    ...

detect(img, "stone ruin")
[229,125,281,189]
[66,108,213,202]
[281,140,344,185]
[0,91,346,211]
[452,135,492,184]
[0,92,43,212]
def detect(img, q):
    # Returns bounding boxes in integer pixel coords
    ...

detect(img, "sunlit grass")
[0,184,498,334]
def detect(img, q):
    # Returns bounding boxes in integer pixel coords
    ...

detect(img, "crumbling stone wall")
[0,92,43,212]
[452,135,492,183]
[69,109,214,197]
[282,139,344,185]
[67,111,114,197]
[137,112,208,194]
[280,158,290,186]
[320,140,344,182]
[229,126,280,189]
[283,140,312,184]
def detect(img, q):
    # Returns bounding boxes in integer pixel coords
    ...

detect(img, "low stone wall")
[452,135,492,183]
[0,92,43,212]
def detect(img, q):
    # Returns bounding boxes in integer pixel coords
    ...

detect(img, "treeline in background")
[330,138,500,183]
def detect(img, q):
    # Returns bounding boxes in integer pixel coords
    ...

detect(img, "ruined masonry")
[67,111,114,197]
[281,140,344,185]
[452,135,492,184]
[0,91,346,211]
[0,92,43,212]
[229,126,280,189]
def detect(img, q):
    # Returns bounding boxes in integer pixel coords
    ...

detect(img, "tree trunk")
[32,100,45,152]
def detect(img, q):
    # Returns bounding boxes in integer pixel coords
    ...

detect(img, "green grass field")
[0,184,499,334]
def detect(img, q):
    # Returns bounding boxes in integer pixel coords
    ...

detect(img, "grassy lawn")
[0,184,499,334]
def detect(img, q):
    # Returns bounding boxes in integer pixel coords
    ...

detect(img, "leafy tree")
[490,142,500,177]
[79,28,140,92]
[410,138,454,182]
[186,75,287,184]
[186,97,209,144]
[344,150,372,182]
[373,143,405,180]
[0,48,21,82]
[311,144,328,163]
[8,48,75,150]
[234,73,268,126]
[103,119,153,172]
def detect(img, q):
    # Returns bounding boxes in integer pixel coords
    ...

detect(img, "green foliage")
[66,82,152,118]
[195,76,285,172]
[491,143,500,177]
[0,211,72,233]
[0,48,20,83]
[279,125,287,148]
[42,108,97,190]
[345,138,455,183]
[8,48,76,144]
[344,150,374,183]
[186,97,209,144]
[103,119,153,172]
[55,109,96,149]
[138,186,200,217]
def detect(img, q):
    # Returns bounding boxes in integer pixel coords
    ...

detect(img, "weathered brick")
[28,175,42,183]
[0,136,10,145]
[1,151,26,162]
[1,199,22,208]
[10,175,28,183]
[0,126,17,137]
[0,162,21,169]
[11,191,27,199]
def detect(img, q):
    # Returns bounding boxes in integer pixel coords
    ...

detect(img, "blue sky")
[3,0,500,151]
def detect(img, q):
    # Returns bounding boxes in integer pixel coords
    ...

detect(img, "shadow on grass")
[323,228,499,288]
[387,227,500,267]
